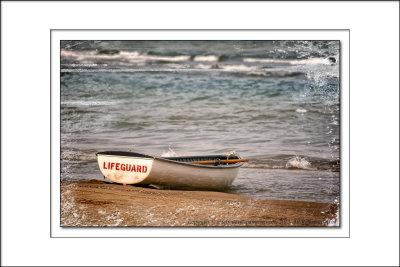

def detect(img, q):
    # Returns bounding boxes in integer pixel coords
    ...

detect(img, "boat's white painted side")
[141,158,239,189]
[97,154,154,185]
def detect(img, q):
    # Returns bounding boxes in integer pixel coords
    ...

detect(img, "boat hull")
[96,153,154,185]
[96,151,244,189]
[142,158,239,189]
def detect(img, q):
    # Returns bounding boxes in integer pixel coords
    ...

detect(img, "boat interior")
[162,155,242,166]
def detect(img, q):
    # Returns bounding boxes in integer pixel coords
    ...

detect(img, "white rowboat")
[96,151,247,190]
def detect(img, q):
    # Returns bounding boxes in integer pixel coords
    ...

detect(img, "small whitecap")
[285,156,312,170]
[296,108,307,113]
[161,145,178,157]
[61,100,115,106]
[193,55,219,62]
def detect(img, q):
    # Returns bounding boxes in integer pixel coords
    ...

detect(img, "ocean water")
[60,40,340,203]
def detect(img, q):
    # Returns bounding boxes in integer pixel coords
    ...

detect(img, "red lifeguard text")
[103,161,148,173]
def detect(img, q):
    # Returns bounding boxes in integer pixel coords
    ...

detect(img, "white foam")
[193,55,219,62]
[61,49,191,64]
[61,63,100,67]
[220,64,258,72]
[285,156,313,170]
[296,108,307,113]
[61,100,115,106]
[143,54,191,62]
[161,145,178,157]
[61,50,98,61]
[244,57,327,65]
[118,51,191,63]
[117,51,140,57]
[61,50,83,57]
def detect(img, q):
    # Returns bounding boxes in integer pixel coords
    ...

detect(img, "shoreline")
[61,180,339,227]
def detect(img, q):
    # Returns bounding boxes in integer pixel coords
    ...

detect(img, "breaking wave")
[60,47,339,83]
[244,155,339,172]
[285,156,313,170]
[193,55,219,62]
[60,49,337,79]
[61,50,191,64]
[161,145,179,157]
[243,57,337,65]
[61,50,337,65]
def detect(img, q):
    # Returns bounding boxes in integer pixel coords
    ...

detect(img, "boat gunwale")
[96,151,245,169]
[155,156,245,169]
[96,151,153,158]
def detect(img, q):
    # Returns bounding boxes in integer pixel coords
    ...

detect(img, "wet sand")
[61,180,339,227]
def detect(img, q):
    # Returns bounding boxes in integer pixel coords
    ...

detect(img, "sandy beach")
[61,180,338,227]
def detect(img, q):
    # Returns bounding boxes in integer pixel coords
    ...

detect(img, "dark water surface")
[60,40,340,203]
